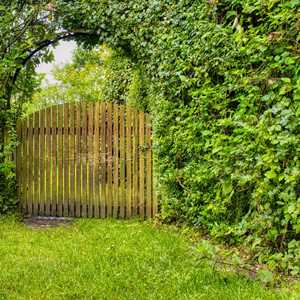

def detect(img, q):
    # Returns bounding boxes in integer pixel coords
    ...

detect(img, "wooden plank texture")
[32,113,38,214]
[63,104,69,216]
[57,106,63,216]
[75,104,82,217]
[132,110,139,216]
[51,106,57,216]
[88,103,94,217]
[39,109,45,215]
[119,106,125,218]
[81,103,87,217]
[139,112,145,219]
[94,103,100,217]
[21,119,27,213]
[146,115,152,218]
[16,122,21,207]
[153,157,158,217]
[69,104,75,217]
[126,107,132,218]
[106,102,113,217]
[100,103,106,218]
[21,120,26,212]
[45,108,51,215]
[27,114,33,215]
[33,111,40,215]
[113,104,119,218]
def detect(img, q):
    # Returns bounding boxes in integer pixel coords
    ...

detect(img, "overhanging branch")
[6,30,100,109]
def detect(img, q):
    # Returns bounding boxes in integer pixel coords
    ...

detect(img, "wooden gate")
[16,102,157,219]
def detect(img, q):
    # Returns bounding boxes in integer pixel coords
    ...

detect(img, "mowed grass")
[0,217,295,300]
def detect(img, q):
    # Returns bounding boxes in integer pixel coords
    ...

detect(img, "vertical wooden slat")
[33,112,40,216]
[146,115,152,218]
[132,110,139,216]
[88,103,94,217]
[23,118,29,214]
[94,103,100,218]
[39,109,45,216]
[81,102,88,217]
[57,106,63,217]
[126,107,132,218]
[27,114,34,215]
[21,120,27,213]
[106,102,113,218]
[16,121,21,208]
[51,106,57,216]
[100,103,106,218]
[75,104,82,217]
[113,104,119,218]
[45,108,51,215]
[152,160,158,218]
[139,112,145,219]
[16,121,22,210]
[69,104,75,217]
[30,114,34,215]
[26,115,34,215]
[119,105,125,218]
[63,104,69,216]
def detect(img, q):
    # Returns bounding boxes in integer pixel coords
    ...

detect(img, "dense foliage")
[24,45,146,115]
[1,0,299,274]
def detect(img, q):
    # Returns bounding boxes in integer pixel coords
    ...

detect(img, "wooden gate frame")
[16,102,157,219]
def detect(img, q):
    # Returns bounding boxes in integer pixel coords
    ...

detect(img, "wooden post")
[39,109,45,215]
[119,105,125,218]
[75,104,82,217]
[88,102,94,217]
[113,104,119,218]
[126,107,132,218]
[132,110,139,216]
[51,106,57,216]
[69,104,75,217]
[94,103,100,217]
[45,108,51,215]
[57,106,63,217]
[139,112,145,219]
[81,102,88,217]
[100,103,106,218]
[146,115,152,218]
[106,102,113,217]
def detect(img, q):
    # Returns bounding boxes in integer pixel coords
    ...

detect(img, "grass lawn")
[0,217,297,300]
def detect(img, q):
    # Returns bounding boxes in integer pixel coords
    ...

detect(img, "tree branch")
[6,30,100,108]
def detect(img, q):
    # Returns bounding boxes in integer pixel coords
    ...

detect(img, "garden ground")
[0,217,298,300]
